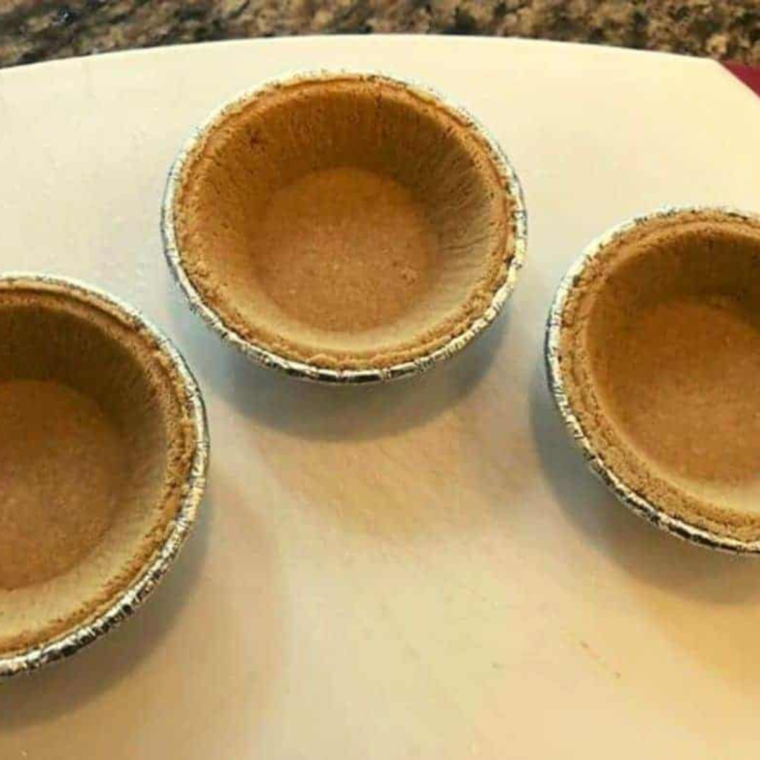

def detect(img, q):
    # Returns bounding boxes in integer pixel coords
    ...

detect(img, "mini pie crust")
[0,282,199,657]
[169,73,520,373]
[558,209,760,543]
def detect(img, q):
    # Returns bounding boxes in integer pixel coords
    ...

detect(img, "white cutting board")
[1,36,759,760]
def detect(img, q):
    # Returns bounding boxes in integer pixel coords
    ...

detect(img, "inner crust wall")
[559,213,760,540]
[0,288,195,655]
[174,77,511,367]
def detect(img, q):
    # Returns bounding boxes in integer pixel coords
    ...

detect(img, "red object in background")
[723,62,760,98]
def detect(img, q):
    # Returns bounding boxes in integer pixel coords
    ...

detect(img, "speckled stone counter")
[0,1,758,70]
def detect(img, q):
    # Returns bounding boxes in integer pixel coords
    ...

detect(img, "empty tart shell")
[0,275,208,677]
[547,208,760,552]
[163,71,526,382]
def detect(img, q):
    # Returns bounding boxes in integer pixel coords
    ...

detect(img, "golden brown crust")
[560,210,760,541]
[173,75,512,370]
[0,286,197,655]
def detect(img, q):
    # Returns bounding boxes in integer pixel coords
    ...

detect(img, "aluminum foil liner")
[161,70,527,384]
[545,205,760,555]
[0,274,210,678]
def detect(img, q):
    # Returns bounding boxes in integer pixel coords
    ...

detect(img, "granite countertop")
[0,0,758,69]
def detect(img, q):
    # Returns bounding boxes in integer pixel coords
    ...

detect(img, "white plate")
[1,36,759,760]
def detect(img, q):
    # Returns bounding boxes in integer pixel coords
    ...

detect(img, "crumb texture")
[560,211,760,539]
[600,296,760,490]
[0,285,196,656]
[174,75,512,369]
[0,380,125,589]
[253,167,437,332]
